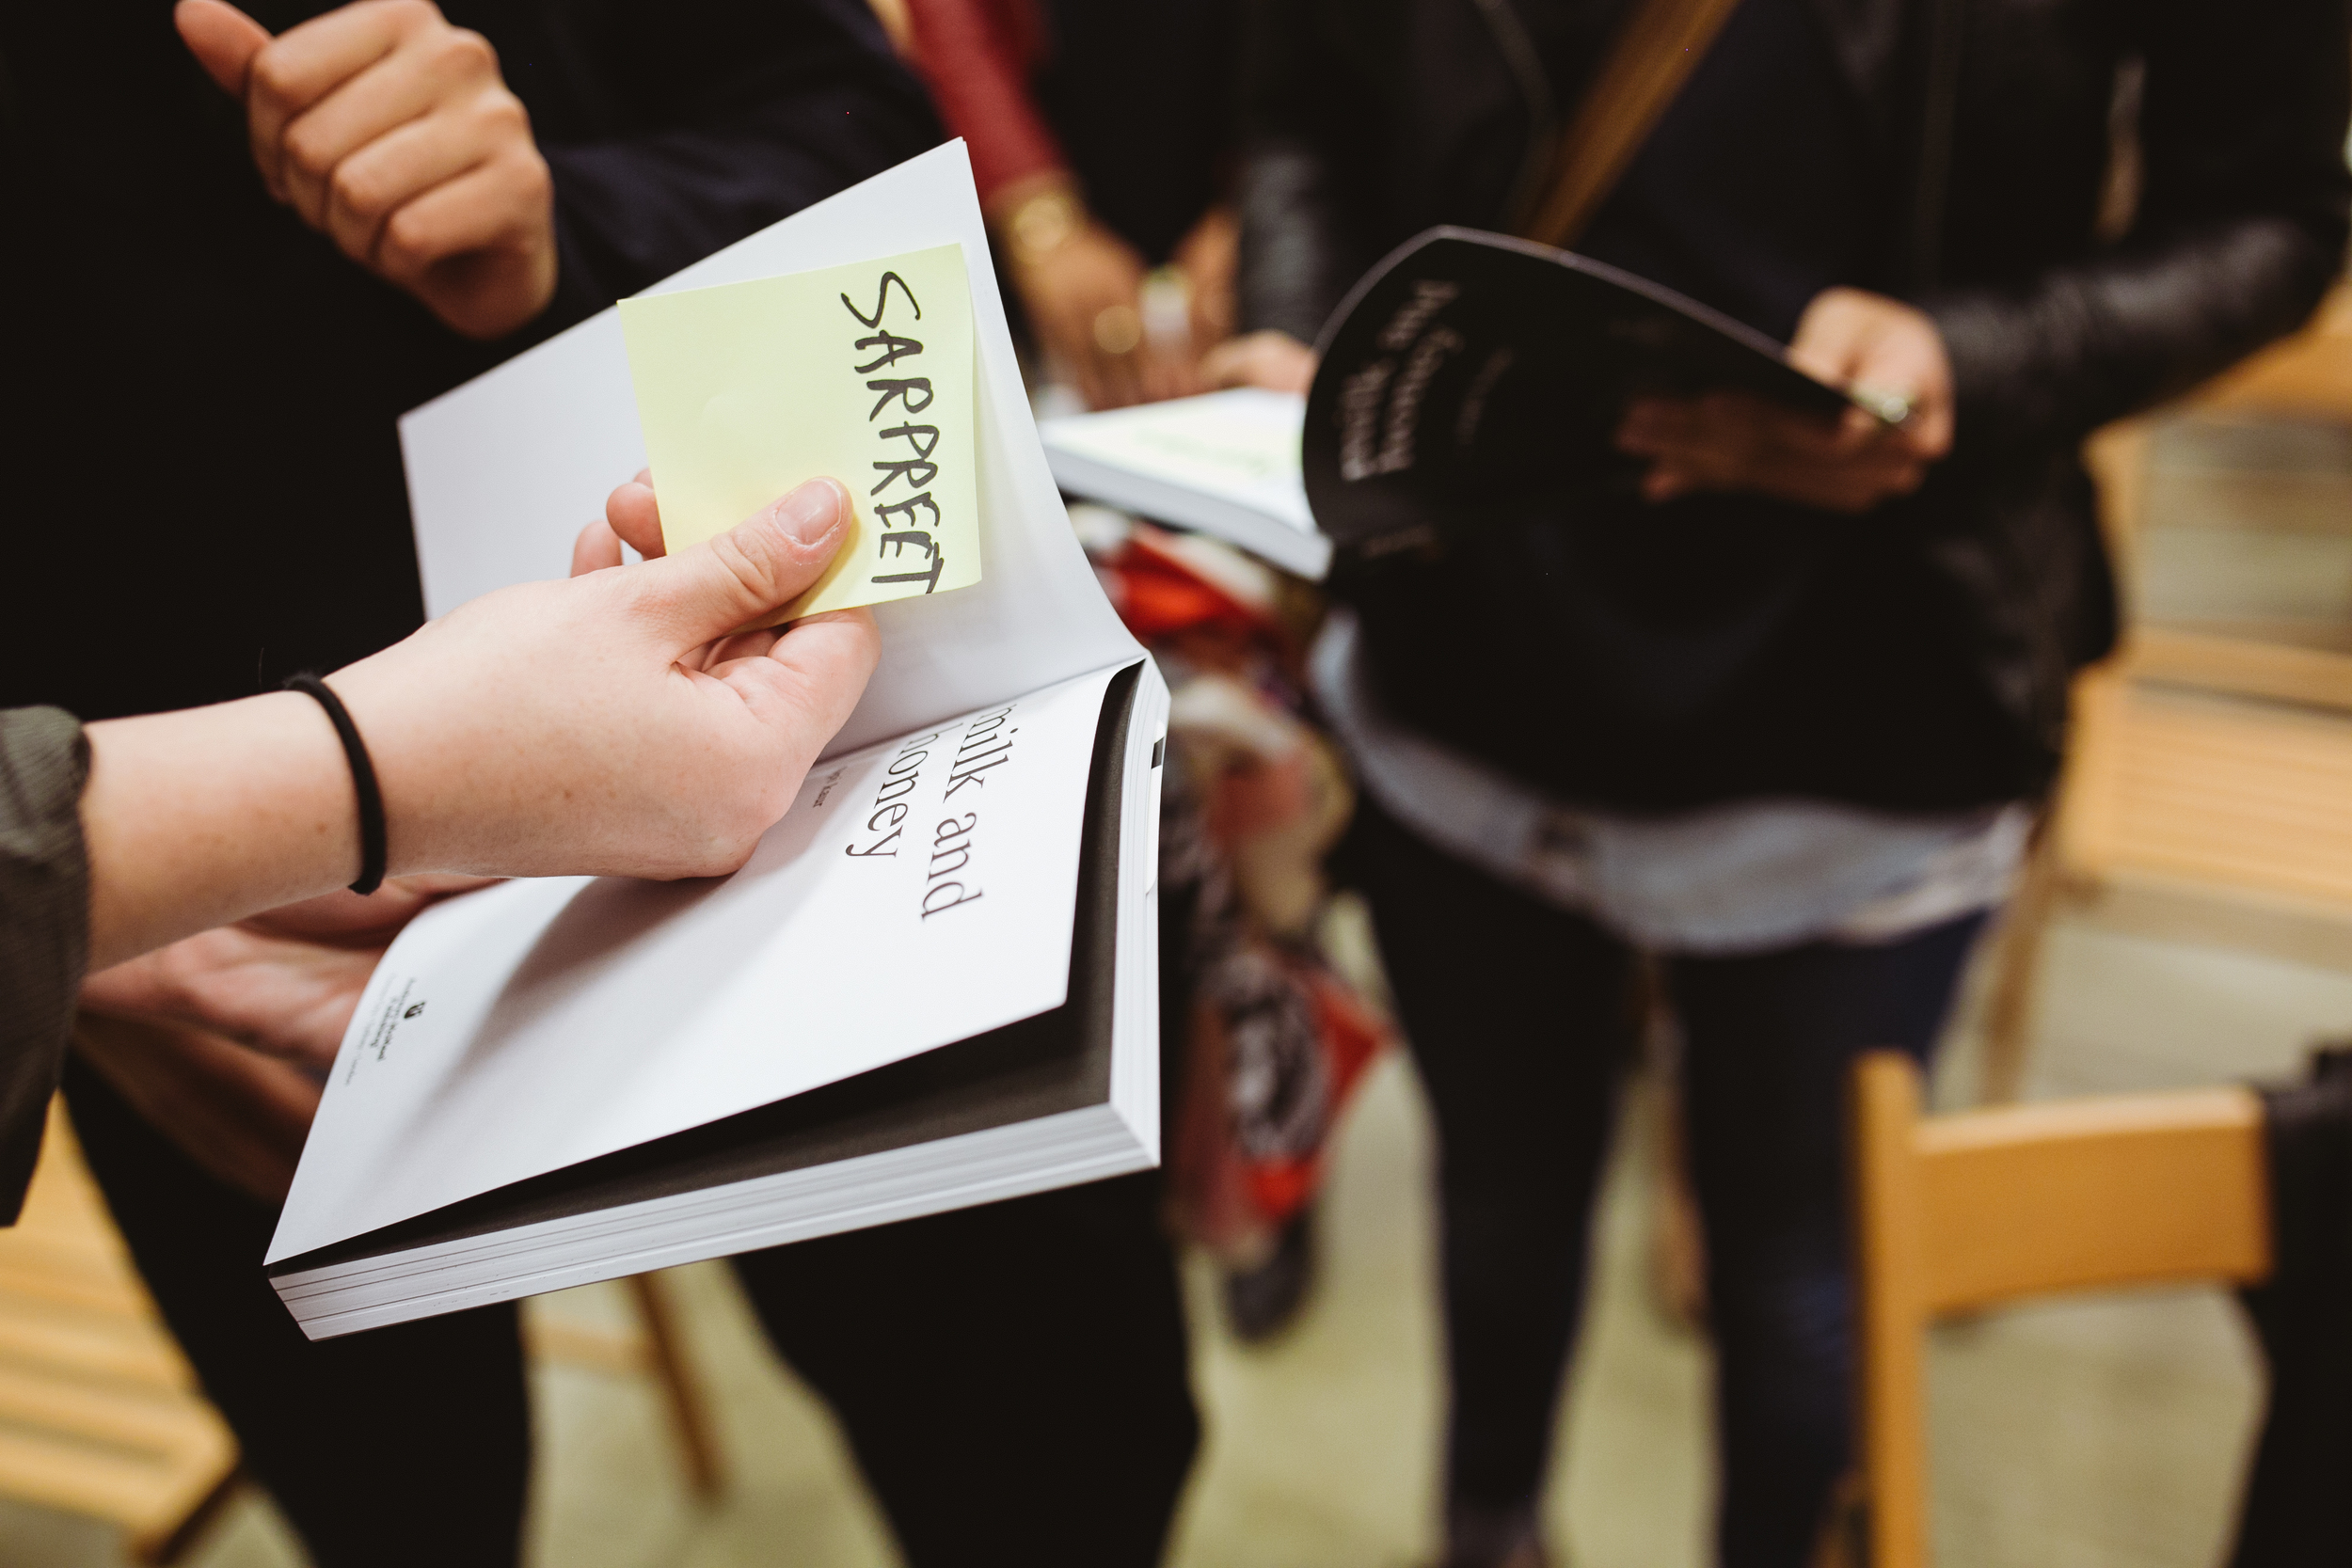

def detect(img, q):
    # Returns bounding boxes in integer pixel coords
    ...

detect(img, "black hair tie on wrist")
[283,673,388,896]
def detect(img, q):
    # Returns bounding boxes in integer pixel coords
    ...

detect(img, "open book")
[1040,388,1327,579]
[1039,227,1869,574]
[263,143,1168,1339]
[1302,228,1861,553]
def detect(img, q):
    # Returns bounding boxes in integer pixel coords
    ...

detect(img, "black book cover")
[1302,228,1856,554]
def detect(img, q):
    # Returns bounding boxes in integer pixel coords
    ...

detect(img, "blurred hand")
[997,177,1197,408]
[1203,330,1318,397]
[1171,205,1239,359]
[82,876,485,1072]
[75,1013,324,1204]
[176,0,556,339]
[77,878,484,1202]
[1024,223,1185,407]
[1613,287,1955,514]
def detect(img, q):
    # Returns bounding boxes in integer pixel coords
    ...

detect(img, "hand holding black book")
[1302,229,1901,555]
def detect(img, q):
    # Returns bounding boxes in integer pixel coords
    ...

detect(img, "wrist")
[82,692,359,970]
[315,641,462,884]
[282,675,387,895]
[318,593,591,884]
[989,173,1089,273]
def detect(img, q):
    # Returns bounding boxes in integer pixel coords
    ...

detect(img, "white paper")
[398,140,1138,758]
[270,663,1123,1261]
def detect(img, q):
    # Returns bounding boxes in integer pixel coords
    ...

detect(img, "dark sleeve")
[534,0,946,329]
[0,707,88,1224]
[902,0,1069,208]
[1925,0,2351,457]
[1234,0,1374,343]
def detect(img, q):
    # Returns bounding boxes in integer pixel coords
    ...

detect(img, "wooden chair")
[0,1102,723,1561]
[0,1103,239,1563]
[2058,669,2352,938]
[523,1273,726,1500]
[1846,1050,2272,1568]
[1976,659,2352,1101]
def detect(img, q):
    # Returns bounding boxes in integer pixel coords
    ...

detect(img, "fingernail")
[775,477,847,546]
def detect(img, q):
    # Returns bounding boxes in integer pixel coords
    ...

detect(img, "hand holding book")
[320,475,880,886]
[68,476,879,1212]
[81,475,880,975]
[1613,287,1956,513]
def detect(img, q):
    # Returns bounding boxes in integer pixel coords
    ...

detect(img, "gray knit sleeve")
[0,707,89,1223]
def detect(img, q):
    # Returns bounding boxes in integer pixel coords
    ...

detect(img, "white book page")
[398,141,1137,757]
[1040,388,1311,533]
[269,662,1127,1262]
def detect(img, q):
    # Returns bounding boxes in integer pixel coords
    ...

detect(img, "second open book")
[263,143,1169,1339]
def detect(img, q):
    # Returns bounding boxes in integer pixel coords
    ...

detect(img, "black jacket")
[2235,1046,2352,1568]
[0,0,940,722]
[1239,0,2350,811]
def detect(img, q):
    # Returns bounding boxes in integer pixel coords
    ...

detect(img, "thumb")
[176,0,273,99]
[1788,289,1878,388]
[634,477,854,648]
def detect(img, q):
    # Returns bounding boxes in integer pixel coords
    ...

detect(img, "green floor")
[4,905,2347,1568]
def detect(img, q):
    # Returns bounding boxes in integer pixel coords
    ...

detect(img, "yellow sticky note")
[617,245,980,620]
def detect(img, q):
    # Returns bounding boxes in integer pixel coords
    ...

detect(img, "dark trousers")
[63,1057,1197,1568]
[1357,806,1984,1568]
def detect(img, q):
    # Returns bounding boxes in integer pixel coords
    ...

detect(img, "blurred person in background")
[0,4,1196,1564]
[897,0,1240,406]
[1222,1,2350,1565]
[901,0,1398,1353]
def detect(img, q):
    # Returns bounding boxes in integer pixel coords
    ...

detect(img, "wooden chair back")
[1848,1051,2271,1568]
[2056,671,2352,925]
